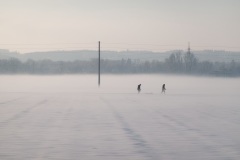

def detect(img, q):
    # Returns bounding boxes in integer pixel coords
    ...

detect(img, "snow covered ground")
[0,75,240,160]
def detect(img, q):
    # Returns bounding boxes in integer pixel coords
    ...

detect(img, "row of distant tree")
[0,51,239,76]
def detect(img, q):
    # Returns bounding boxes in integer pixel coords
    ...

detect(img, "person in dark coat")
[162,84,166,93]
[137,84,141,93]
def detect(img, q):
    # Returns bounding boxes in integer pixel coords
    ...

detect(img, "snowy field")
[0,74,240,160]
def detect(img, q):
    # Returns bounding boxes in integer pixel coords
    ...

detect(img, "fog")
[0,75,240,159]
[1,74,239,95]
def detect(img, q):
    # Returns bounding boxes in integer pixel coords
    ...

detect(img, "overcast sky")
[0,0,240,53]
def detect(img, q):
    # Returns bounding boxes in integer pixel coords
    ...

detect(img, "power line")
[0,42,239,52]
[0,42,96,45]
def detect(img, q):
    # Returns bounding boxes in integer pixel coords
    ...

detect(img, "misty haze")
[1,48,240,159]
[1,0,240,159]
[1,48,240,76]
[0,74,240,160]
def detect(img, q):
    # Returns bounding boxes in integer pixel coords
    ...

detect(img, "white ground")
[0,75,240,160]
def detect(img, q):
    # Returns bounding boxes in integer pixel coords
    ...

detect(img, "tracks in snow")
[100,96,160,160]
[0,99,48,126]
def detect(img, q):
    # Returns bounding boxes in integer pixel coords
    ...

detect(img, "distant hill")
[1,49,240,62]
[194,50,240,62]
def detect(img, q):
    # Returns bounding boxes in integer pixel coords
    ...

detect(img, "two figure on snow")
[137,83,166,94]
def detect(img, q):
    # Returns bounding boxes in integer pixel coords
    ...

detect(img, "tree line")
[0,51,239,76]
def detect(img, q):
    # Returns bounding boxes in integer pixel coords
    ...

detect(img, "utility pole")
[98,41,100,87]
[187,42,191,54]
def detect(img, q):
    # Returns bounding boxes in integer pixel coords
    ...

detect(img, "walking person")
[137,84,141,93]
[162,84,166,93]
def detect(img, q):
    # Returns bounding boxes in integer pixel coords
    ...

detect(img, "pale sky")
[0,0,240,53]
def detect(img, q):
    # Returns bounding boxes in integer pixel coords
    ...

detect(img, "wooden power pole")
[98,41,100,87]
